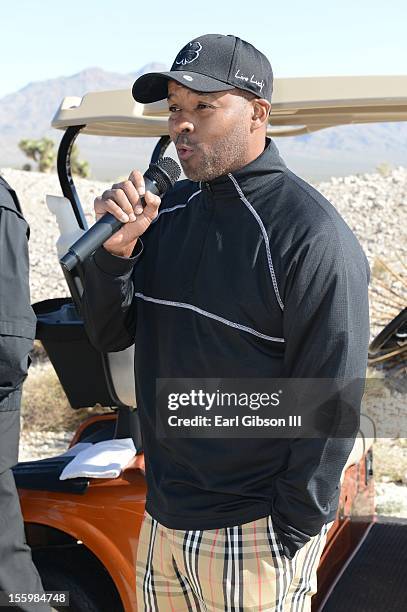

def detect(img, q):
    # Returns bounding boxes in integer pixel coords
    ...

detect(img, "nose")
[171,115,194,136]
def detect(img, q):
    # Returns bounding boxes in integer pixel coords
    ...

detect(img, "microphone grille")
[146,157,181,193]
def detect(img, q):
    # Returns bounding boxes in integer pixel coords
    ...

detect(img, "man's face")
[167,81,254,182]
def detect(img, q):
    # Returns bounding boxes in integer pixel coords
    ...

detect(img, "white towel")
[59,438,136,480]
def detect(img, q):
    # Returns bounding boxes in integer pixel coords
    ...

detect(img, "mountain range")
[1,66,406,181]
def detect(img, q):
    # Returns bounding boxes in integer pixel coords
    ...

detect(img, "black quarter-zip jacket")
[82,139,370,558]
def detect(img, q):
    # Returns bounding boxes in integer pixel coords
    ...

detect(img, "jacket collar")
[199,138,287,197]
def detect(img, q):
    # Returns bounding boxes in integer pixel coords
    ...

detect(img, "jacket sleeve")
[271,222,370,559]
[0,205,36,412]
[81,241,144,353]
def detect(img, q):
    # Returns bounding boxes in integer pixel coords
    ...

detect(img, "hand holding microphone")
[60,157,181,270]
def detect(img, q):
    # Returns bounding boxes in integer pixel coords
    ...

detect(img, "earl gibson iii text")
[155,378,357,439]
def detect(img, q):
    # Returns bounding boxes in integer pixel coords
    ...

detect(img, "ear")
[250,98,271,132]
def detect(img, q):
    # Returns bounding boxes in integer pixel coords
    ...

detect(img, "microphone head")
[145,157,181,194]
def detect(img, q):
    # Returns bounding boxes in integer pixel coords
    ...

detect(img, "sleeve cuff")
[93,239,144,276]
[273,525,310,560]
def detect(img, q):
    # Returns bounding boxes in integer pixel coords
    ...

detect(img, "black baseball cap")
[132,34,273,104]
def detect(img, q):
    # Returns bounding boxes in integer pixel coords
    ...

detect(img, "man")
[81,34,370,610]
[0,176,51,612]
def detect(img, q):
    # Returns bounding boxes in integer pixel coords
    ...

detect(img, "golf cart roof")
[52,75,407,138]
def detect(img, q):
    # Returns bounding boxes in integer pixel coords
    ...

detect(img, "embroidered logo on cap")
[183,75,194,81]
[175,41,202,66]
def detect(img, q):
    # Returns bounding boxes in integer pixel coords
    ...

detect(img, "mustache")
[175,134,195,147]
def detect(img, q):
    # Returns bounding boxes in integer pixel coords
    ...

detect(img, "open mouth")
[176,146,195,161]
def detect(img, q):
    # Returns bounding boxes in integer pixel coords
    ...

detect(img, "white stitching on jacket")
[152,189,202,223]
[134,292,285,343]
[187,189,202,202]
[227,174,285,311]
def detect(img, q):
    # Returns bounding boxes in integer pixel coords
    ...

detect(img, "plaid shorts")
[136,511,332,611]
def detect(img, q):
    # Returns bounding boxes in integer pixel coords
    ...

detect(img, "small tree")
[70,144,90,178]
[18,138,56,173]
[19,138,90,177]
[376,162,392,178]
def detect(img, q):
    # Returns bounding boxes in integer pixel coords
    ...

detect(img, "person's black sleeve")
[271,222,370,559]
[81,241,144,352]
[0,205,36,414]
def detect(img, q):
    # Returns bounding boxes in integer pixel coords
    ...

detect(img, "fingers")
[128,170,145,199]
[112,179,144,215]
[110,188,138,220]
[141,190,161,222]
[93,170,161,231]
[128,170,146,215]
[95,179,141,222]
[94,196,132,223]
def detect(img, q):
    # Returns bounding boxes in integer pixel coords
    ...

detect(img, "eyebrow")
[167,91,217,101]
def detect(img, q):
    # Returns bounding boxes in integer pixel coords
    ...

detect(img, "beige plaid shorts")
[136,511,332,611]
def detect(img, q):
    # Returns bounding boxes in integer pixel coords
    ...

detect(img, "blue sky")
[1,0,406,98]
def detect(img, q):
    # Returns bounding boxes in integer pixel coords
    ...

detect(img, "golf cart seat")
[13,297,141,493]
[12,457,90,494]
[31,297,142,446]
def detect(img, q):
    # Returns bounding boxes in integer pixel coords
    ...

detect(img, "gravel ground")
[0,167,108,304]
[2,165,406,517]
[375,483,407,518]
[19,430,74,462]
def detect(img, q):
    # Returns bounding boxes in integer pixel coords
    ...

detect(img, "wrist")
[93,239,143,276]
[105,239,138,258]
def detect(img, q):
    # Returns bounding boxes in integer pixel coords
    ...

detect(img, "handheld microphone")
[60,157,181,272]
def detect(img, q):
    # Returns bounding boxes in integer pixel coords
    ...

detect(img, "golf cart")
[13,76,407,611]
